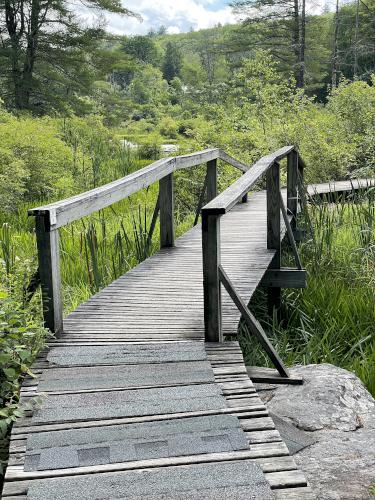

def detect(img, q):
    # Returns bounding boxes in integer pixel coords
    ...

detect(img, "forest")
[0,0,374,485]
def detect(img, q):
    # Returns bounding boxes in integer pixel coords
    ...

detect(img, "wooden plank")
[193,173,208,226]
[4,448,291,481]
[218,266,289,378]
[266,469,308,489]
[202,146,294,215]
[287,150,298,229]
[159,173,174,247]
[266,161,281,315]
[202,212,222,342]
[246,367,303,385]
[218,150,249,172]
[260,269,306,289]
[146,193,160,248]
[279,191,303,270]
[35,216,63,334]
[206,159,217,202]
[28,147,259,230]
[28,149,220,229]
[275,486,315,499]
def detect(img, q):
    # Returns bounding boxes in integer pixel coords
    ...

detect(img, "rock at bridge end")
[256,363,375,500]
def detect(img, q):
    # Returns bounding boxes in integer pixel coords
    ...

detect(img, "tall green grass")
[240,188,375,395]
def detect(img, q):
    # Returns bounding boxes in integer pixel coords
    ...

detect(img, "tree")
[0,0,136,111]
[122,35,159,64]
[231,0,307,88]
[162,42,182,83]
[331,0,340,87]
[336,0,375,81]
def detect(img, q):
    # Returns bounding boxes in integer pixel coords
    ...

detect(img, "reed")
[240,187,375,395]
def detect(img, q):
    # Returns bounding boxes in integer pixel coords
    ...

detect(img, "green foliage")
[129,65,169,108]
[0,112,75,203]
[0,0,137,112]
[241,191,375,395]
[0,224,48,477]
[162,42,183,83]
[122,36,160,64]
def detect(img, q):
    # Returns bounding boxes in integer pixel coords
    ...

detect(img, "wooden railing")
[29,148,250,333]
[201,145,306,377]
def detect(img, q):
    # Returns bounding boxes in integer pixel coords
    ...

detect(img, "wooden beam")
[279,192,303,270]
[146,194,160,248]
[246,367,303,385]
[193,174,208,226]
[202,213,222,342]
[266,162,281,315]
[287,150,298,230]
[206,159,218,202]
[260,269,306,288]
[218,266,289,378]
[203,146,295,216]
[35,216,63,334]
[159,174,174,248]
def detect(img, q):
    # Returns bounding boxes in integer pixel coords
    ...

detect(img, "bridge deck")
[5,178,372,499]
[3,188,318,499]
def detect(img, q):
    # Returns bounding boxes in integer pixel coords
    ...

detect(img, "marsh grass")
[240,187,375,395]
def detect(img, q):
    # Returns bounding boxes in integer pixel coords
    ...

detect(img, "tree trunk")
[353,0,360,78]
[20,0,40,108]
[331,0,339,87]
[293,0,301,86]
[4,0,25,108]
[298,0,306,88]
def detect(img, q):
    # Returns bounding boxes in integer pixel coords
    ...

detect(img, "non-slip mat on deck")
[24,414,249,471]
[4,186,328,498]
[26,460,275,500]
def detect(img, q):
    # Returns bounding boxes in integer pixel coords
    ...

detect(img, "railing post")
[206,159,217,202]
[287,149,298,230]
[202,211,222,342]
[266,161,281,316]
[35,215,63,334]
[159,173,174,247]
[242,174,248,203]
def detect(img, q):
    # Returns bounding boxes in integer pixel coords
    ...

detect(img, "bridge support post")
[159,173,175,247]
[206,159,217,202]
[266,161,281,317]
[35,215,63,334]
[287,150,299,230]
[202,212,222,342]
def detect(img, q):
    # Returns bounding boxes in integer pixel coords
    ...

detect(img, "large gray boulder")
[257,364,375,500]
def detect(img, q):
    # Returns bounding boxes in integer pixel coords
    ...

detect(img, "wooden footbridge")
[3,146,372,499]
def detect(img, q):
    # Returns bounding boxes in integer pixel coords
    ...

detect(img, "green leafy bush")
[0,225,48,478]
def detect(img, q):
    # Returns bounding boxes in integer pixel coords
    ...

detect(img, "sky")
[80,0,331,37]
[89,0,237,36]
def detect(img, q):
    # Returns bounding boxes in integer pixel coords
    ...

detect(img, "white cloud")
[77,0,332,36]
[79,0,236,36]
[167,26,182,34]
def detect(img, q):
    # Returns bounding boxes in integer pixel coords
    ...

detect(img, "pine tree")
[231,0,307,87]
[0,0,137,110]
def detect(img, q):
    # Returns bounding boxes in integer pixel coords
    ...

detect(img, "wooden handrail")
[202,145,294,215]
[201,145,305,346]
[28,148,249,230]
[29,146,252,333]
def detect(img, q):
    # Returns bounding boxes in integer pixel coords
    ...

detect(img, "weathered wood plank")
[260,269,306,289]
[202,212,222,342]
[218,266,289,378]
[202,146,294,215]
[287,150,298,229]
[159,173,175,247]
[266,161,281,315]
[35,216,63,333]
